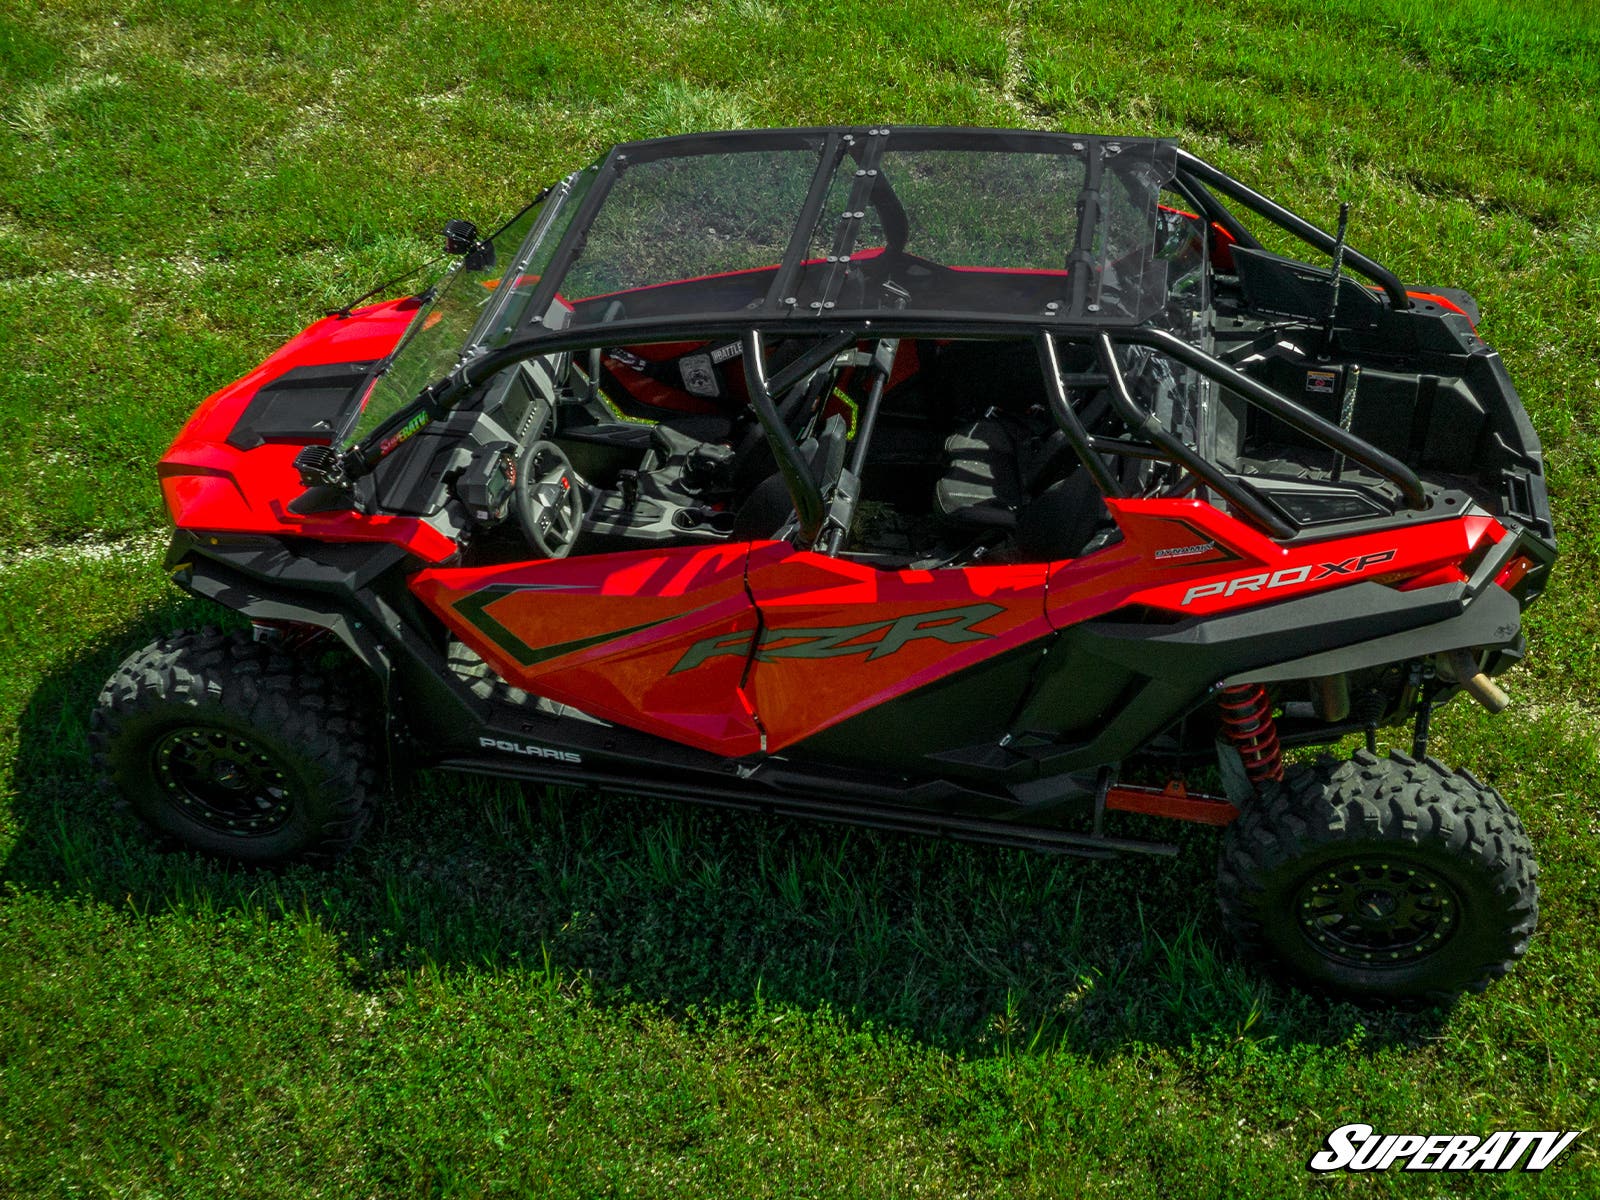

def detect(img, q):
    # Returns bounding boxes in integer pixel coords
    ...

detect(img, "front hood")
[155,295,459,563]
[171,296,421,449]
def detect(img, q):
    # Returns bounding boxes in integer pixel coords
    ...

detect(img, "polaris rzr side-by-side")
[93,127,1555,1003]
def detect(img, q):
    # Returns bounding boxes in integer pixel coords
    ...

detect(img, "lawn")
[2,0,1597,1195]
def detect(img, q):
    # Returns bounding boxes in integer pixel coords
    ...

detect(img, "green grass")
[2,0,1598,1195]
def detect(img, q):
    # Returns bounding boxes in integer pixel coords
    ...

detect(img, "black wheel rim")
[1294,858,1460,966]
[151,727,295,837]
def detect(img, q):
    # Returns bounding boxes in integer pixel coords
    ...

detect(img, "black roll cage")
[428,314,1427,549]
[343,130,1432,542]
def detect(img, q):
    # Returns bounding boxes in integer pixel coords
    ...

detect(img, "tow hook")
[1439,649,1511,714]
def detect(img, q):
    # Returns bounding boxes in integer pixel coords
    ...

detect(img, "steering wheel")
[514,439,584,558]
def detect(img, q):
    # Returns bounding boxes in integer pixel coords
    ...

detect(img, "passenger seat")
[934,417,1112,559]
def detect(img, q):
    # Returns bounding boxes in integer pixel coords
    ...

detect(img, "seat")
[933,418,1023,528]
[935,417,1112,560]
[1012,469,1112,562]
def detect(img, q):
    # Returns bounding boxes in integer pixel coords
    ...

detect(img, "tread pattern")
[90,627,382,862]
[1217,749,1538,1003]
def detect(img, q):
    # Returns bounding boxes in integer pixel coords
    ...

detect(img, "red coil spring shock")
[1217,683,1284,784]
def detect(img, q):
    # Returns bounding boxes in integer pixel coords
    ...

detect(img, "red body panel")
[412,495,1503,758]
[411,544,779,756]
[178,297,419,445]
[1050,500,1503,623]
[743,554,1050,752]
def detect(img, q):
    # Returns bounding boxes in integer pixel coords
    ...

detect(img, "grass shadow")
[4,603,1454,1060]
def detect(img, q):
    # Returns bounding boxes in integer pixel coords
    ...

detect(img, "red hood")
[170,296,421,449]
[157,296,458,563]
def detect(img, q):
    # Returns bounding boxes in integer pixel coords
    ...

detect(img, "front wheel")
[91,628,382,863]
[1217,749,1538,1004]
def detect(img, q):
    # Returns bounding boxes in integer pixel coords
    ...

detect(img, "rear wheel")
[91,628,381,863]
[1217,749,1538,1003]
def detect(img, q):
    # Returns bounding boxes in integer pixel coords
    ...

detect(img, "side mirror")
[444,218,497,271]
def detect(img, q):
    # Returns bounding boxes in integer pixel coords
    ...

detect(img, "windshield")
[340,170,592,447]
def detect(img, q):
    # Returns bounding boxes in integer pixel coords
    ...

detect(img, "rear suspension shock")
[1217,683,1284,785]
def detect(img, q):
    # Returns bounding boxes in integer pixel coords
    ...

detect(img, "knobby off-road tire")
[91,628,382,864]
[1217,749,1538,1004]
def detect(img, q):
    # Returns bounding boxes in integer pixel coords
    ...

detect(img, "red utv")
[94,127,1554,1003]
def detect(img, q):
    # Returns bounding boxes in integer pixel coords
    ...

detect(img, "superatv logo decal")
[478,736,582,765]
[1180,549,1397,606]
[1308,1124,1580,1173]
[379,411,431,455]
[671,603,1005,674]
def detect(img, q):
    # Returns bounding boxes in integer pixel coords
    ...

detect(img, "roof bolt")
[1087,303,1101,312]
[840,255,851,262]
[855,169,867,177]
[827,255,838,263]
[1045,301,1060,311]
[809,301,824,309]
[782,297,797,305]
[822,301,835,309]
[867,169,877,176]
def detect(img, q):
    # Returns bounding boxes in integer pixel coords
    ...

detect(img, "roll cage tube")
[761,132,852,311]
[806,127,893,313]
[1176,151,1409,309]
[1122,326,1427,509]
[1091,333,1296,538]
[1033,329,1427,539]
[821,333,902,555]
[741,327,858,543]
[1065,138,1114,318]
[1036,332,1124,499]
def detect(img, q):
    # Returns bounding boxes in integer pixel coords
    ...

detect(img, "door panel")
[740,551,1052,753]
[412,543,772,756]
